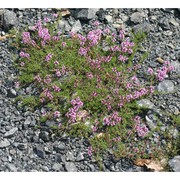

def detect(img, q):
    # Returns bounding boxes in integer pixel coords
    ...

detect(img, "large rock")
[3,10,18,30]
[4,127,18,138]
[71,20,82,33]
[130,12,145,24]
[157,80,174,93]
[0,139,10,148]
[168,156,180,172]
[75,8,99,20]
[133,22,152,33]
[137,99,155,109]
[64,162,77,172]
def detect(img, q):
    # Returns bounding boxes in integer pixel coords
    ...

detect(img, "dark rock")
[96,9,105,21]
[168,156,180,172]
[3,10,18,30]
[64,162,77,172]
[34,145,45,159]
[39,131,50,142]
[157,80,175,93]
[17,143,27,150]
[7,88,17,98]
[55,154,62,163]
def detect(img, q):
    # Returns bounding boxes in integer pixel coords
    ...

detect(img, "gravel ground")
[0,8,180,172]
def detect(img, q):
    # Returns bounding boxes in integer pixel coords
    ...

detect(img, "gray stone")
[54,142,66,153]
[64,162,77,172]
[24,117,31,126]
[41,166,49,171]
[0,139,10,148]
[133,23,152,33]
[64,21,71,32]
[105,15,113,23]
[4,127,18,138]
[169,129,179,139]
[168,156,180,172]
[137,99,155,109]
[145,115,157,130]
[3,10,18,30]
[157,80,174,93]
[71,20,82,33]
[171,61,180,75]
[52,163,62,171]
[66,151,75,161]
[169,18,179,27]
[130,12,145,24]
[6,163,17,172]
[76,8,99,20]
[57,20,71,32]
[76,152,85,161]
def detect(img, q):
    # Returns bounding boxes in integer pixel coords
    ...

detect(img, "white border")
[0,0,180,8]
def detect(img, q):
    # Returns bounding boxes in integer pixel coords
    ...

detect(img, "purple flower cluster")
[88,146,93,156]
[156,61,174,81]
[121,38,134,54]
[34,74,42,83]
[66,97,83,123]
[42,88,53,100]
[79,47,88,56]
[19,51,30,59]
[118,55,128,63]
[43,75,52,84]
[38,28,51,41]
[22,32,31,44]
[133,116,149,137]
[103,111,122,126]
[52,85,61,92]
[87,29,102,46]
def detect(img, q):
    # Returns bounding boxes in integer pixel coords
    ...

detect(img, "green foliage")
[11,17,179,163]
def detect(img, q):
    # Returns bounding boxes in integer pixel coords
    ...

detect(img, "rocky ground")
[0,8,180,172]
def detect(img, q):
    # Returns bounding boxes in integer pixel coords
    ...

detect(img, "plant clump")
[12,16,177,161]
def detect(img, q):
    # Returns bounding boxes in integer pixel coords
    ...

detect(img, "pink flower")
[79,47,88,56]
[62,42,66,47]
[86,72,93,79]
[54,111,61,118]
[54,61,59,66]
[55,70,61,77]
[45,53,53,62]
[53,13,58,18]
[88,146,93,156]
[52,85,61,92]
[148,67,154,75]
[93,21,100,26]
[40,97,45,103]
[20,62,25,66]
